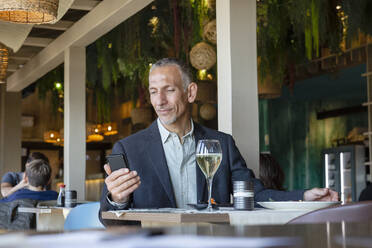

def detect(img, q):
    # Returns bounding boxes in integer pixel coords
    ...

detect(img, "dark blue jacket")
[0,189,58,203]
[100,121,304,212]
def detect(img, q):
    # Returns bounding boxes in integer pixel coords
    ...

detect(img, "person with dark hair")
[259,153,285,191]
[0,159,57,203]
[100,58,338,224]
[1,152,50,197]
[26,152,50,164]
[359,183,372,201]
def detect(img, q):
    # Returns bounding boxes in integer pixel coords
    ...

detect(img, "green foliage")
[35,0,372,119]
[258,0,291,85]
[36,65,64,116]
[342,0,372,44]
[86,0,211,122]
[258,0,346,85]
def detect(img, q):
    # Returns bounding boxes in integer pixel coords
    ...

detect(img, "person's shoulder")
[1,171,18,183]
[43,190,58,197]
[195,122,233,140]
[14,188,31,195]
[47,190,58,194]
[3,188,28,200]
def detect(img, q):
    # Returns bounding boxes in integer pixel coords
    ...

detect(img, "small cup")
[233,181,254,210]
[65,190,77,208]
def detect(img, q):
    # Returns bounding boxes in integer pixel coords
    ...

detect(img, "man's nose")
[154,91,167,106]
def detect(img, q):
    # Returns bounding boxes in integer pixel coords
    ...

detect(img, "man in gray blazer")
[100,58,337,223]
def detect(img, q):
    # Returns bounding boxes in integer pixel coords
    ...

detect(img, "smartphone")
[106,154,129,172]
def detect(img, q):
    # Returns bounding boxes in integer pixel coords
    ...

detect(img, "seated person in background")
[259,153,285,191]
[1,152,49,198]
[359,183,372,201]
[0,159,57,203]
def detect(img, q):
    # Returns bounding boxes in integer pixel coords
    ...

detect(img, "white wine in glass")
[196,153,222,179]
[196,139,222,211]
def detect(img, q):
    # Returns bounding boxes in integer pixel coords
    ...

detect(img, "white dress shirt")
[157,118,197,208]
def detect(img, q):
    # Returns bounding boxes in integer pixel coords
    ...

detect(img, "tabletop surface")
[160,222,372,247]
[1,221,372,247]
[102,207,312,225]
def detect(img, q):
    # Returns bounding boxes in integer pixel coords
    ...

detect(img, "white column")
[64,46,86,200]
[0,84,22,179]
[216,0,259,175]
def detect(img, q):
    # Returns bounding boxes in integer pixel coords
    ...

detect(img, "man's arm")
[226,135,338,201]
[1,174,28,197]
[99,142,141,226]
[225,134,305,201]
[1,182,13,197]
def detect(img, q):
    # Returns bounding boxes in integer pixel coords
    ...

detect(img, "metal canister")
[65,190,77,208]
[233,181,254,210]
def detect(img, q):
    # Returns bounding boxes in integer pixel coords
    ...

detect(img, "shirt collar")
[157,118,194,144]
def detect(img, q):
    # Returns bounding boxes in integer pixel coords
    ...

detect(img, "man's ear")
[24,175,28,183]
[187,82,198,103]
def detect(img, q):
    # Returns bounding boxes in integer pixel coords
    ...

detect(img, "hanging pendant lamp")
[103,122,118,136]
[0,43,8,83]
[43,130,60,143]
[86,123,104,142]
[0,0,59,24]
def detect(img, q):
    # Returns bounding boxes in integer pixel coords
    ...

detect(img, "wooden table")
[102,208,312,227]
[102,209,230,227]
[18,207,71,231]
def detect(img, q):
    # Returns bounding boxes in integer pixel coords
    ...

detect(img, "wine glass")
[196,139,222,211]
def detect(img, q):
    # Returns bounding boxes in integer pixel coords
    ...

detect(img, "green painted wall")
[259,65,368,190]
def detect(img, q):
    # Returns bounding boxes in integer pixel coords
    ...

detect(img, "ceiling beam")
[23,37,53,48]
[71,0,100,11]
[7,0,154,92]
[35,20,74,31]
[9,56,32,61]
[7,64,19,72]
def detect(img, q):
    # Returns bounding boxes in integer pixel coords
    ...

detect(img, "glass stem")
[207,177,213,211]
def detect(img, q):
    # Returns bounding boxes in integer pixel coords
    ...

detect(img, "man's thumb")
[104,164,112,175]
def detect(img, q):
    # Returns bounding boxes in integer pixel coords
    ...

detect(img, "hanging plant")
[34,0,215,124]
[257,0,291,85]
[258,0,345,86]
[342,0,372,45]
[36,64,64,116]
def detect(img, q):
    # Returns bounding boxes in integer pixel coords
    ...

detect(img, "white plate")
[257,201,341,211]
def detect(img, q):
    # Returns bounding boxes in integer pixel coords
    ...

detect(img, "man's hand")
[19,173,29,189]
[104,164,141,203]
[303,187,339,201]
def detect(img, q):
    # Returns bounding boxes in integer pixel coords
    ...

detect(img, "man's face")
[149,65,189,126]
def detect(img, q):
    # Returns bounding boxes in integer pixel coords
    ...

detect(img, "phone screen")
[106,154,128,172]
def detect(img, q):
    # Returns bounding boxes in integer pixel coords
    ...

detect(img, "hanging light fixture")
[55,128,64,146]
[0,0,59,24]
[0,43,9,83]
[103,122,118,136]
[86,123,104,142]
[43,130,60,143]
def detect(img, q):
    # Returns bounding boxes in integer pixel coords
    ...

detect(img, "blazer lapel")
[193,122,207,203]
[146,121,177,207]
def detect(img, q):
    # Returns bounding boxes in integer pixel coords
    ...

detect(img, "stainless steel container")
[233,181,254,210]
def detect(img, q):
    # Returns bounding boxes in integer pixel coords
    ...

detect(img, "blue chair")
[64,202,105,230]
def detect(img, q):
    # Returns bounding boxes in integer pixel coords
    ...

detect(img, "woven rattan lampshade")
[86,123,104,142]
[0,43,9,82]
[103,122,118,136]
[43,130,60,143]
[0,0,59,24]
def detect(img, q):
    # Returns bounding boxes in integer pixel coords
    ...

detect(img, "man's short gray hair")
[149,58,192,90]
